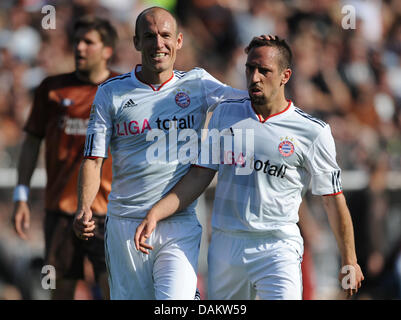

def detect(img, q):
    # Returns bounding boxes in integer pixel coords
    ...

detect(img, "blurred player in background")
[135,35,364,299]
[11,16,118,300]
[73,6,247,300]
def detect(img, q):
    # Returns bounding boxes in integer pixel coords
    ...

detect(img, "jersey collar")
[250,100,293,123]
[131,64,176,91]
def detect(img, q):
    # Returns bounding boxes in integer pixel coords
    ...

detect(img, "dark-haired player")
[135,36,364,299]
[12,16,119,299]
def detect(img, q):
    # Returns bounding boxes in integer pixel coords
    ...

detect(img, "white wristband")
[13,185,30,202]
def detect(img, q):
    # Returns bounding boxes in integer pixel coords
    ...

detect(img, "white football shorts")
[105,214,202,300]
[207,229,303,300]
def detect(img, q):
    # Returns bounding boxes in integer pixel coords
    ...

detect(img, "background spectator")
[0,0,400,299]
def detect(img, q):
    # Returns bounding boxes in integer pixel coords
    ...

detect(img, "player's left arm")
[306,124,364,297]
[134,166,216,254]
[322,193,364,297]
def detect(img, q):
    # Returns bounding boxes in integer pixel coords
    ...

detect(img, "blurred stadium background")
[0,0,400,300]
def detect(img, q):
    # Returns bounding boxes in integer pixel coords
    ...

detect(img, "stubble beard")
[250,95,267,106]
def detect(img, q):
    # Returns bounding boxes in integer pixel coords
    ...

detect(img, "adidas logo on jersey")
[123,99,137,108]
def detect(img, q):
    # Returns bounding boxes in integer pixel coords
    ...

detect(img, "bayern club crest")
[278,140,295,157]
[175,91,191,108]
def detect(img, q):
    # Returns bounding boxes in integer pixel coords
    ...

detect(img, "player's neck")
[137,67,173,85]
[253,96,289,121]
[75,68,111,85]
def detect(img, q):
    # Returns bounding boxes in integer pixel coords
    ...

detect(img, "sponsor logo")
[174,89,191,108]
[222,151,288,178]
[146,128,255,170]
[123,99,137,108]
[156,115,195,130]
[252,159,287,178]
[116,119,151,136]
[222,151,246,166]
[59,116,88,135]
[116,116,195,136]
[278,138,295,157]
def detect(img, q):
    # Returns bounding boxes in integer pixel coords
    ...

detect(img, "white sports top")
[84,65,247,220]
[197,98,342,252]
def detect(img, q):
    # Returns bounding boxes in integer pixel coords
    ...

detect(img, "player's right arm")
[73,157,104,240]
[12,78,50,239]
[134,166,216,254]
[73,86,113,240]
[12,133,42,240]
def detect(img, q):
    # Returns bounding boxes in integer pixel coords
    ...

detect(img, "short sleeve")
[304,125,343,196]
[200,69,247,113]
[24,79,49,138]
[83,86,113,158]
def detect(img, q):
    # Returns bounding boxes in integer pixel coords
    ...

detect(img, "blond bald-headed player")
[135,36,364,300]
[73,7,247,299]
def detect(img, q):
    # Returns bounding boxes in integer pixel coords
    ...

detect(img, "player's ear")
[176,32,183,50]
[133,35,141,51]
[102,46,113,61]
[281,68,292,85]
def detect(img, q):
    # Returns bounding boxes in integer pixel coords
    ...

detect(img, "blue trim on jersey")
[84,133,94,157]
[294,107,326,128]
[99,73,131,87]
[104,216,113,288]
[173,70,187,79]
[219,97,250,105]
[84,134,89,156]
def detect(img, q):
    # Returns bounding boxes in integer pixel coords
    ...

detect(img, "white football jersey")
[198,99,342,251]
[84,65,247,219]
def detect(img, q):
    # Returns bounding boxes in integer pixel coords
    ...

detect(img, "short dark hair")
[134,6,178,38]
[245,36,292,71]
[73,16,118,49]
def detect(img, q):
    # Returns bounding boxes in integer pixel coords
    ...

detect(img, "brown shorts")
[44,210,107,281]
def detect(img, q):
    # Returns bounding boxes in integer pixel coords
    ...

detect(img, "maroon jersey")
[24,71,119,214]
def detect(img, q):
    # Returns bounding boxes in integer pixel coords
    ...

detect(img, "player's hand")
[73,208,95,241]
[12,201,30,240]
[258,34,278,41]
[134,214,156,254]
[339,263,364,298]
[245,35,278,54]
